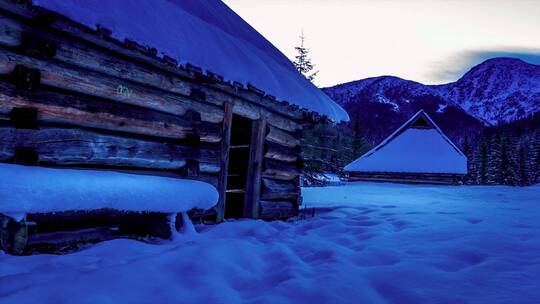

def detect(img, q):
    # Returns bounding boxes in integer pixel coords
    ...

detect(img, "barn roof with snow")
[33,0,348,122]
[345,110,467,175]
[0,0,333,253]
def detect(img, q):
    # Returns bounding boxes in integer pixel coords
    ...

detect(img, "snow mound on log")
[0,163,218,214]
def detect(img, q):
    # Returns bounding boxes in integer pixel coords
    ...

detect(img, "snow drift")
[1,183,539,303]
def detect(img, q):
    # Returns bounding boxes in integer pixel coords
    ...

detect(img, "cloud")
[426,48,540,84]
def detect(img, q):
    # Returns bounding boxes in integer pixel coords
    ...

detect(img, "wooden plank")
[243,117,266,218]
[211,80,304,121]
[0,214,27,255]
[26,227,116,250]
[259,200,297,220]
[347,172,464,185]
[0,47,225,123]
[27,209,123,233]
[347,176,459,185]
[216,102,233,222]
[0,127,219,170]
[0,12,304,131]
[0,14,21,47]
[261,178,299,201]
[231,99,299,132]
[262,159,301,181]
[266,126,300,148]
[0,81,221,143]
[264,141,299,163]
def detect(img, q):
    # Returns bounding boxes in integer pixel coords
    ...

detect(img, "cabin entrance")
[224,115,253,218]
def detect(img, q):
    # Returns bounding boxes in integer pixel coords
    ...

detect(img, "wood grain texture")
[0,13,303,130]
[0,81,222,143]
[264,141,299,163]
[0,48,225,123]
[0,127,219,170]
[243,117,266,218]
[262,159,301,181]
[261,178,299,201]
[259,200,296,220]
[215,102,233,222]
[266,126,300,148]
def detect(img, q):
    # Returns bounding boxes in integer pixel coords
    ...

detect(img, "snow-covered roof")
[32,0,349,122]
[0,163,218,219]
[345,110,467,174]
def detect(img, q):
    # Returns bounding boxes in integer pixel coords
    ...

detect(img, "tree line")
[463,112,540,186]
[291,31,539,186]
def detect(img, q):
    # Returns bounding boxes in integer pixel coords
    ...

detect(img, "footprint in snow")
[464,218,483,224]
[390,220,410,231]
[349,220,382,227]
[432,250,487,272]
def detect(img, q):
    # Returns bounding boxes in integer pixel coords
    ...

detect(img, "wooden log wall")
[259,125,303,220]
[347,172,465,185]
[0,4,306,224]
[0,10,304,131]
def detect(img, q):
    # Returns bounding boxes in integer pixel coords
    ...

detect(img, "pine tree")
[461,136,475,184]
[351,113,369,157]
[532,132,540,184]
[462,136,471,156]
[517,144,529,186]
[293,31,319,82]
[499,136,516,185]
[486,133,501,184]
[478,140,489,184]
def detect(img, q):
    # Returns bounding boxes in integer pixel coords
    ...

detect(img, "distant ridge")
[324,57,540,126]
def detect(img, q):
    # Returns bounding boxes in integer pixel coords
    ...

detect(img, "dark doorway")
[224,115,252,218]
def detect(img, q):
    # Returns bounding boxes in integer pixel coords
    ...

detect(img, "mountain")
[323,76,482,145]
[434,58,540,125]
[323,57,540,144]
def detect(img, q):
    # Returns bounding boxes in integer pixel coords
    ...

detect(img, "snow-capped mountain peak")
[434,58,540,124]
[324,57,540,126]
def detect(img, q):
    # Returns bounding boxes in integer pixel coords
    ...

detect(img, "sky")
[223,0,540,87]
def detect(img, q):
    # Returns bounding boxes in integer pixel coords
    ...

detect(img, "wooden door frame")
[243,117,266,218]
[215,102,233,222]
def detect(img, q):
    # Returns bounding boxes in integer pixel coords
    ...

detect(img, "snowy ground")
[1,182,540,304]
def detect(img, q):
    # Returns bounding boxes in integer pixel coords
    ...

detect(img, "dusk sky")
[223,0,540,87]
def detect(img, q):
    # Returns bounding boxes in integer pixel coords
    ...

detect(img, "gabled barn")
[345,110,467,184]
[0,0,347,254]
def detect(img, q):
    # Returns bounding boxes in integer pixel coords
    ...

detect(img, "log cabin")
[345,110,467,185]
[0,0,348,254]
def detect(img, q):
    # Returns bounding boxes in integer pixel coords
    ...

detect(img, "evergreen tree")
[461,136,475,184]
[517,144,529,186]
[532,132,540,184]
[486,133,499,184]
[478,140,489,184]
[462,136,471,156]
[293,31,319,82]
[351,113,369,157]
[499,136,516,185]
[460,112,539,186]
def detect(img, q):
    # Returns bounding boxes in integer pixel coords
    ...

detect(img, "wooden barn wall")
[348,172,465,185]
[259,125,303,220]
[0,6,303,222]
